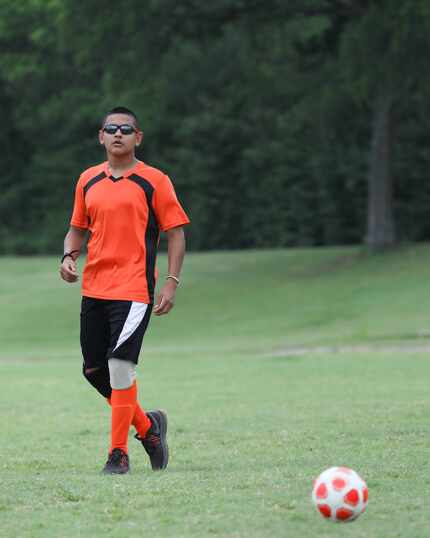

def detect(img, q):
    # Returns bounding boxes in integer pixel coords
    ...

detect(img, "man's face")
[99,113,143,156]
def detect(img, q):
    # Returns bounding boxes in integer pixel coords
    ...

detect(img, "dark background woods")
[1,0,429,254]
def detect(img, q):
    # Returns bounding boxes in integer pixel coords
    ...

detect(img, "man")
[60,106,189,475]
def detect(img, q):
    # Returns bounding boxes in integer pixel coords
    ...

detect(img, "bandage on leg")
[108,358,136,390]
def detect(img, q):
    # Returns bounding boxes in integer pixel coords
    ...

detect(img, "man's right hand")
[60,257,79,283]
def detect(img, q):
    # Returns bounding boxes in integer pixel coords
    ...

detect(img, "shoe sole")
[102,467,129,475]
[151,409,169,471]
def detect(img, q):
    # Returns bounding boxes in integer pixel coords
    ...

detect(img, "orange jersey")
[70,161,190,303]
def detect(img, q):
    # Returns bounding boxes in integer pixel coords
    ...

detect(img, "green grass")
[1,245,430,537]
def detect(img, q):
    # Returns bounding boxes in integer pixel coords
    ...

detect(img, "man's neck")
[107,155,139,177]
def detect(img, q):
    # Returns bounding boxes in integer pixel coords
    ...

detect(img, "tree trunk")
[366,93,395,250]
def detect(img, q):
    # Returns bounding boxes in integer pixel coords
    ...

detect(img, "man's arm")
[59,225,87,283]
[153,226,186,316]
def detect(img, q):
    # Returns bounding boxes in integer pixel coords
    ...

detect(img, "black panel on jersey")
[128,173,160,303]
[84,171,107,196]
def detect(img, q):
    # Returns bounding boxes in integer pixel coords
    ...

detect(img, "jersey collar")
[104,160,145,181]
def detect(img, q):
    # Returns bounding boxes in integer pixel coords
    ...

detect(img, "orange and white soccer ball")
[312,467,368,522]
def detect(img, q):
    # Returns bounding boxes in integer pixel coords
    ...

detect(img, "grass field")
[1,245,429,537]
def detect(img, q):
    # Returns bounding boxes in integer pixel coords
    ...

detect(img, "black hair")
[102,106,139,128]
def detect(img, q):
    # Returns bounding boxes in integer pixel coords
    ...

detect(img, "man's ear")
[135,131,143,147]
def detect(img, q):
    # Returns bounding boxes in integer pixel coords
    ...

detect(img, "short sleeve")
[152,175,190,232]
[70,177,89,229]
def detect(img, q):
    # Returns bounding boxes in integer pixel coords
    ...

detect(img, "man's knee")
[108,358,136,390]
[82,364,112,398]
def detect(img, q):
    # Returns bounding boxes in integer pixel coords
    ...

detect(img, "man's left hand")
[153,280,178,316]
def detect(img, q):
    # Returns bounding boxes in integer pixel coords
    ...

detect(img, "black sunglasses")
[103,123,137,135]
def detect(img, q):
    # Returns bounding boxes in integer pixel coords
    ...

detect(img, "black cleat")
[102,448,130,475]
[135,410,169,470]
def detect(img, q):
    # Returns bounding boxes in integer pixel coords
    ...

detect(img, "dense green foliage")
[1,0,429,253]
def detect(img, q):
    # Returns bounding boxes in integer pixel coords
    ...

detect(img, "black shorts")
[80,297,153,368]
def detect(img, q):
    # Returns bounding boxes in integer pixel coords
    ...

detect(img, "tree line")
[1,0,429,254]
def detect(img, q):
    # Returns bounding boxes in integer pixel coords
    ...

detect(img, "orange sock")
[133,402,152,438]
[107,384,151,442]
[110,382,137,454]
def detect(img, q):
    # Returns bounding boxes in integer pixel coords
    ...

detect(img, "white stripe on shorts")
[112,302,148,353]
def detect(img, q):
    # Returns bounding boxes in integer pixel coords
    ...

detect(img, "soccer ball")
[312,466,368,522]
